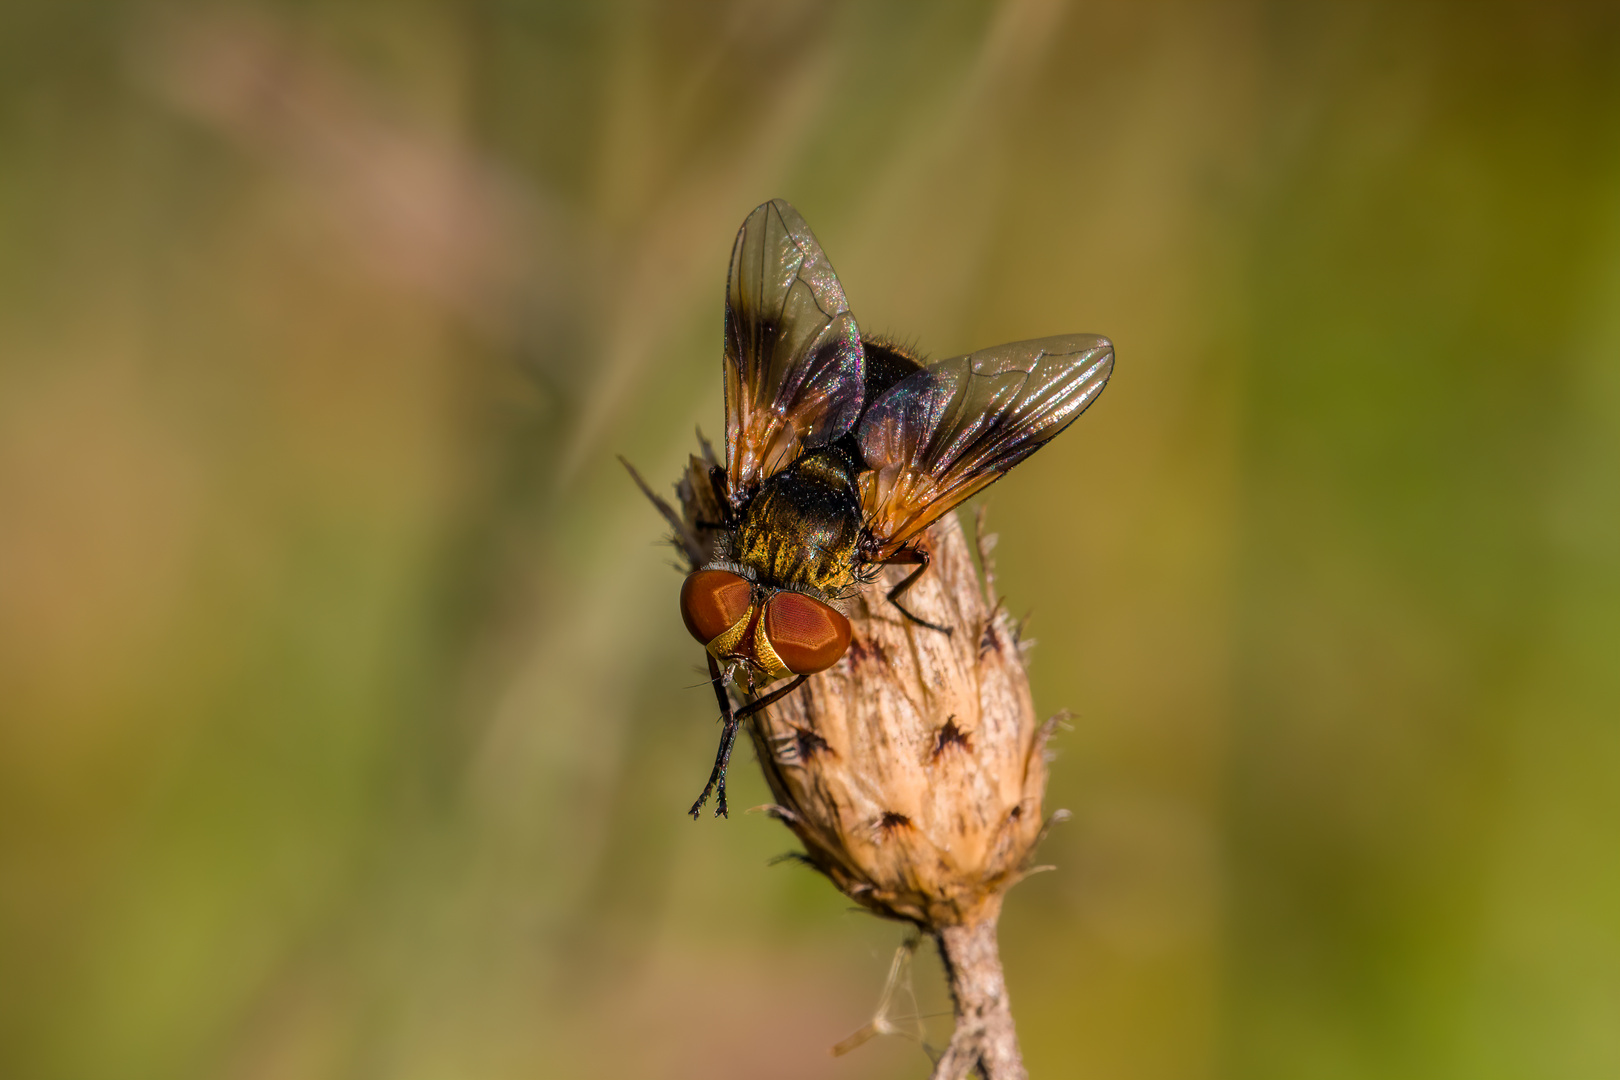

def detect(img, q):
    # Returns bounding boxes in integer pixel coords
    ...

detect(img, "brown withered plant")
[628,438,1062,1080]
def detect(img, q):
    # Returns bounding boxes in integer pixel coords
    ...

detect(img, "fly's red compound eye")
[764,591,851,675]
[680,569,752,645]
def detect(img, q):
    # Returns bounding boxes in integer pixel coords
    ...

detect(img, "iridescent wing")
[857,335,1114,557]
[723,200,865,506]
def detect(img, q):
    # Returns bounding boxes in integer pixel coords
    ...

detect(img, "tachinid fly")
[631,199,1113,819]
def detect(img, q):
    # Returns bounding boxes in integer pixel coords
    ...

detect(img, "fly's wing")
[724,200,865,505]
[858,335,1114,557]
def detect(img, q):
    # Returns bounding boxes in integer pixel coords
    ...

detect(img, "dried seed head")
[644,441,1047,1075]
[656,440,1053,931]
[745,512,1050,929]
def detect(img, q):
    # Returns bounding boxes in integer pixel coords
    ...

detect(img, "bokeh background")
[4,1,1619,1077]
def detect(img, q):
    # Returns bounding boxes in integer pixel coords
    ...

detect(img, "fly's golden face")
[679,568,852,687]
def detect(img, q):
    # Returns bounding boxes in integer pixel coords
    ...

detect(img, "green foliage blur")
[3,2,1618,1077]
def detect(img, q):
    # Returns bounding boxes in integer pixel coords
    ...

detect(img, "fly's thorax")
[684,447,863,687]
[731,447,864,598]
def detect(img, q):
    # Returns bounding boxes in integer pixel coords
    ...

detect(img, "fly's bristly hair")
[842,552,889,596]
[859,333,926,366]
[698,554,755,582]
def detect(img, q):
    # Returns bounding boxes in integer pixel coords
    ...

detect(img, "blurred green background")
[4,1,1619,1077]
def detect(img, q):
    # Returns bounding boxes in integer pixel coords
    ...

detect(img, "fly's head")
[679,567,851,690]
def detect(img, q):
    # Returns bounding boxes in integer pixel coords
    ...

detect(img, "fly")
[631,199,1114,819]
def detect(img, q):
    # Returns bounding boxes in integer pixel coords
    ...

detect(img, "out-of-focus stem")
[933,915,1026,1080]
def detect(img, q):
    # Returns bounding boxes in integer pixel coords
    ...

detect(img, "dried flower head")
[744,508,1053,930]
[627,440,1051,1078]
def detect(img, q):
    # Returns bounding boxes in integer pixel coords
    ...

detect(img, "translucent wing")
[858,335,1114,556]
[723,199,865,505]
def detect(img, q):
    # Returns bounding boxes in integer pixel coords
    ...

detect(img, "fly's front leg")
[709,675,810,816]
[735,675,809,724]
[690,659,811,819]
[689,654,737,819]
[880,546,952,636]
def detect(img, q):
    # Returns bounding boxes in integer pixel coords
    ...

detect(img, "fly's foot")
[688,770,720,819]
[688,777,730,820]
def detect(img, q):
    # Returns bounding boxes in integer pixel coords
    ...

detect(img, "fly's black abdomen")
[861,339,926,401]
[830,339,925,469]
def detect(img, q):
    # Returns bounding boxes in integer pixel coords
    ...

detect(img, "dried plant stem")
[932,917,1026,1080]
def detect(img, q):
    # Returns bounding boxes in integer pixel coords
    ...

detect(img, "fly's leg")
[689,655,737,819]
[716,676,808,816]
[881,546,952,635]
[689,662,810,819]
